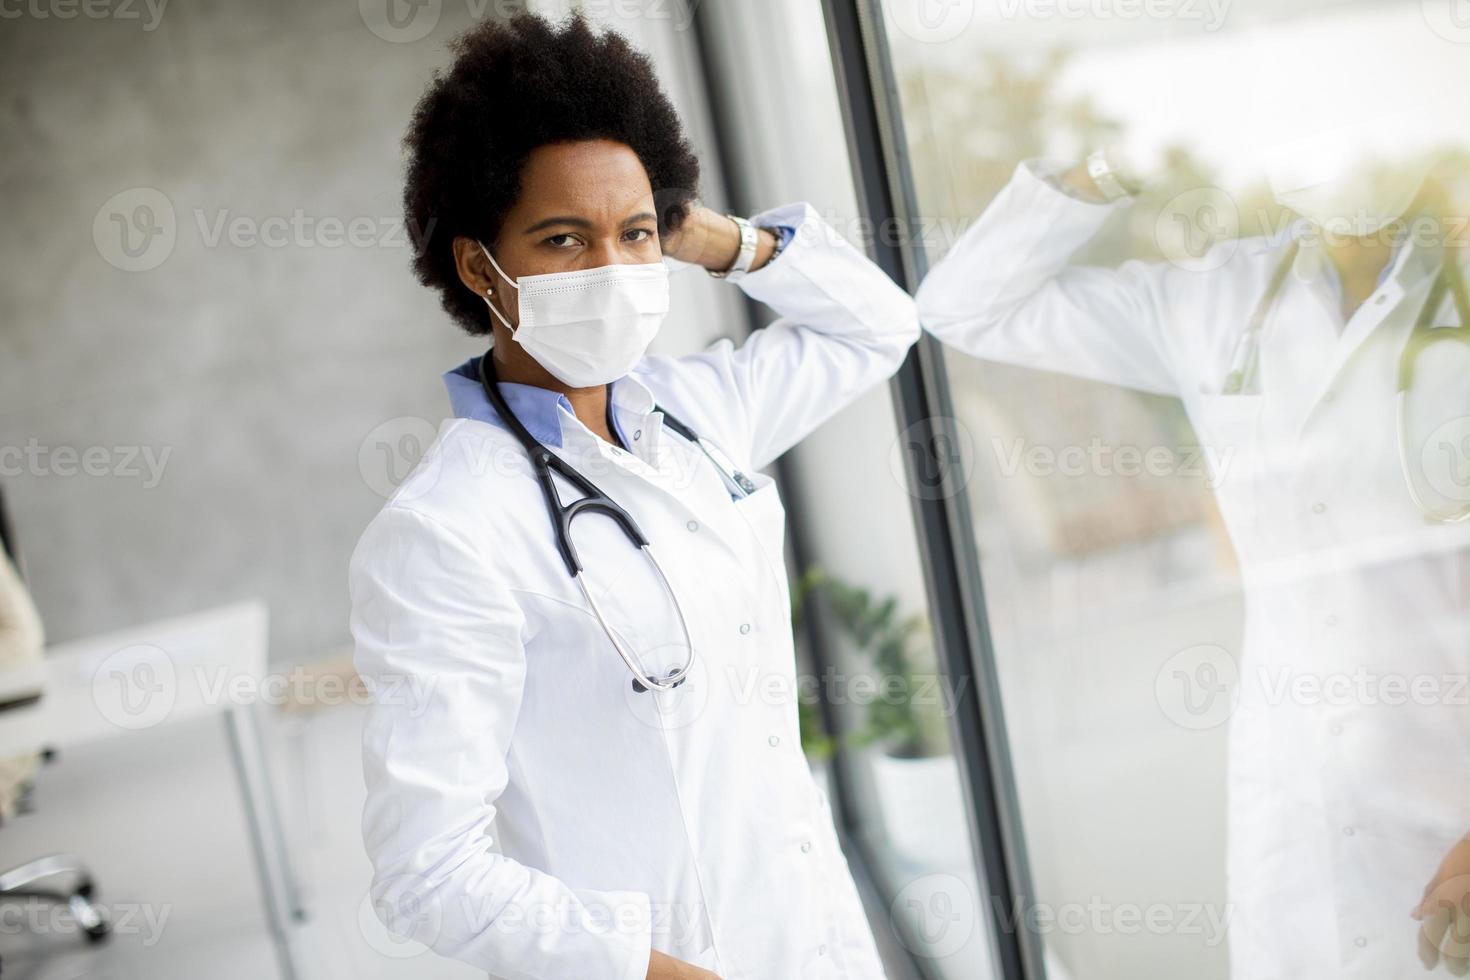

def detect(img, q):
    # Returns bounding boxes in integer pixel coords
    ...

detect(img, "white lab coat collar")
[1285,223,1441,423]
[1288,218,1440,300]
[609,371,657,419]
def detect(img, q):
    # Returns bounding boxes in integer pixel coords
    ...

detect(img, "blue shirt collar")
[444,356,639,449]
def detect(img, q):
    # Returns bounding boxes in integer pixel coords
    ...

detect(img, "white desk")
[0,601,303,980]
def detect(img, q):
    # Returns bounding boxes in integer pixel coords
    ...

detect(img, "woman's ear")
[455,235,518,332]
[452,235,497,300]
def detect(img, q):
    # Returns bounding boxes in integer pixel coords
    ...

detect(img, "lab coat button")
[818,944,827,956]
[768,734,780,747]
[1342,826,1355,836]
[634,429,642,441]
[687,520,700,532]
[1312,502,1327,514]
[1329,723,1343,736]
[739,623,752,635]
[1324,614,1339,627]
[1354,936,1368,948]
[800,840,812,853]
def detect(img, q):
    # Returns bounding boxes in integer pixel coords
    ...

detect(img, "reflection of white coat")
[917,161,1470,979]
[350,203,918,980]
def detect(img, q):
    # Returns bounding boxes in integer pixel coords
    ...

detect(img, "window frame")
[813,3,1046,977]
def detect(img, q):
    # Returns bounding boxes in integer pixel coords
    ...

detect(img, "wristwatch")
[1086,147,1141,202]
[710,215,759,282]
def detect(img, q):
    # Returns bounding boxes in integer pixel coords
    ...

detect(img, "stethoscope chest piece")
[631,668,688,695]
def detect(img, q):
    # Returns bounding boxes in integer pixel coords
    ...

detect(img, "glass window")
[881,0,1470,977]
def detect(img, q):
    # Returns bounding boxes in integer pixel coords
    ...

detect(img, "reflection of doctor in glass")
[917,137,1470,978]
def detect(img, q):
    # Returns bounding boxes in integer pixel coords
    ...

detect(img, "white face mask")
[479,243,670,388]
[1269,171,1427,238]
[1263,129,1433,237]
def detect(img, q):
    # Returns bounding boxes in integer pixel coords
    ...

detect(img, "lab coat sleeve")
[648,202,919,471]
[915,160,1182,397]
[351,505,653,980]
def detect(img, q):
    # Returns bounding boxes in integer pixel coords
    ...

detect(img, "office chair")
[0,485,109,973]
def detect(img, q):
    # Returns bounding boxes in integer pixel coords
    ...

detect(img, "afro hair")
[402,12,701,335]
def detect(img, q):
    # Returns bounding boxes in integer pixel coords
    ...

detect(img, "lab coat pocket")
[731,473,787,562]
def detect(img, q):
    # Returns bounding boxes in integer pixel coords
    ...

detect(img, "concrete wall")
[0,0,741,661]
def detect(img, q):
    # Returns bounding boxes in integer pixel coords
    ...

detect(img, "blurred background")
[2,0,1468,978]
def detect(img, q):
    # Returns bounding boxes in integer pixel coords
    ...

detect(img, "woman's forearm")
[662,206,778,273]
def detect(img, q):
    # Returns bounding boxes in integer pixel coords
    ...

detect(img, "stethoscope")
[1223,241,1470,522]
[477,354,758,692]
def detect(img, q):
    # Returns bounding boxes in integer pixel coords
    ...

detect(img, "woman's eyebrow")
[521,212,657,235]
[522,216,592,235]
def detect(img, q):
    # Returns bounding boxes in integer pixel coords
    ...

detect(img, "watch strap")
[710,215,759,281]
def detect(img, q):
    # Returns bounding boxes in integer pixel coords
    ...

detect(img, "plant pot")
[870,750,967,870]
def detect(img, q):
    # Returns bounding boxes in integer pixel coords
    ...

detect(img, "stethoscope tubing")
[477,353,699,693]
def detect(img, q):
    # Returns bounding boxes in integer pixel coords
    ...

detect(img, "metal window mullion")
[817,2,1045,979]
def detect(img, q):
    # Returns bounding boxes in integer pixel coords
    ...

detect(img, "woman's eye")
[546,234,579,248]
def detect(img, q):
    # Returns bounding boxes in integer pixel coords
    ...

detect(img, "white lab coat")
[350,203,918,980]
[916,162,1470,979]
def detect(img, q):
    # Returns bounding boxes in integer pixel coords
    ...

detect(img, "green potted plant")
[797,569,963,868]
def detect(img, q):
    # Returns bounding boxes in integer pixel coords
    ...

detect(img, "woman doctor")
[350,14,917,980]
